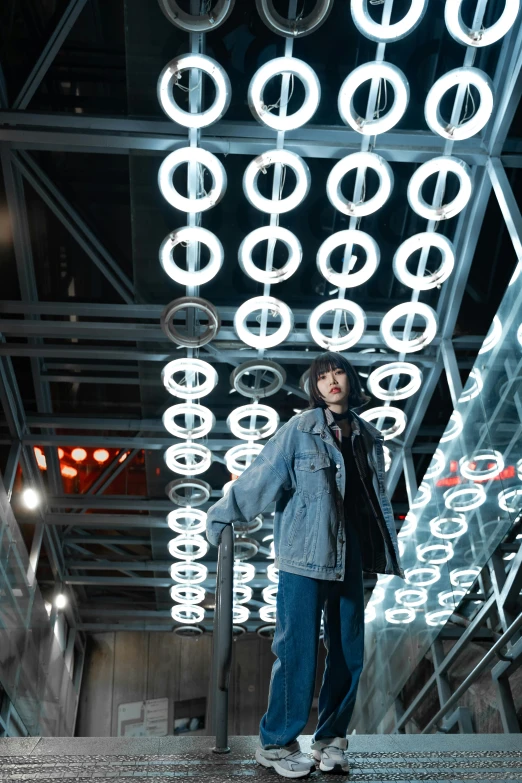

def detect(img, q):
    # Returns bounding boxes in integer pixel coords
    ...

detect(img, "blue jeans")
[259,522,365,749]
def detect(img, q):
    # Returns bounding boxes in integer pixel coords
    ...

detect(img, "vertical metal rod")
[212,523,233,753]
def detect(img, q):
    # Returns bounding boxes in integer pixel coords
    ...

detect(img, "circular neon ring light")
[159,226,224,286]
[267,564,279,583]
[479,315,503,354]
[367,362,422,401]
[459,368,483,402]
[171,604,205,624]
[158,147,227,212]
[158,0,236,32]
[404,565,441,586]
[445,0,520,47]
[238,226,302,284]
[407,156,472,221]
[316,230,380,289]
[326,152,394,217]
[426,609,453,627]
[395,586,427,607]
[440,410,463,443]
[438,589,466,608]
[429,514,468,540]
[498,487,522,513]
[351,0,428,42]
[227,403,279,441]
[161,297,220,349]
[385,607,416,624]
[225,443,263,475]
[262,585,278,605]
[231,359,286,399]
[233,585,253,605]
[164,443,212,476]
[380,302,438,353]
[416,542,454,564]
[162,403,215,439]
[425,67,494,141]
[170,584,206,604]
[243,149,311,214]
[168,534,209,561]
[459,449,504,481]
[393,233,455,291]
[248,57,320,131]
[450,567,480,588]
[232,605,250,624]
[167,508,207,535]
[158,54,231,128]
[411,481,431,509]
[444,484,486,512]
[398,512,417,539]
[162,358,218,400]
[309,299,366,351]
[360,406,406,440]
[234,562,256,584]
[234,296,294,349]
[170,562,207,584]
[165,478,211,507]
[338,61,410,136]
[255,0,334,38]
[259,605,277,622]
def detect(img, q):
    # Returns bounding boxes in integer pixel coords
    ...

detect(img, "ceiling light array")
[155,0,520,631]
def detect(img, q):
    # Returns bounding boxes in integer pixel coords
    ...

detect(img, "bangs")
[313,353,344,379]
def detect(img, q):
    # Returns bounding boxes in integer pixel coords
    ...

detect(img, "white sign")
[118,698,169,737]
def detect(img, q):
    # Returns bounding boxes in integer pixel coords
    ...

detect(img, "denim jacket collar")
[297,406,382,442]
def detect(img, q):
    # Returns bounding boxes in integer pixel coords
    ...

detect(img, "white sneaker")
[256,740,315,778]
[312,738,350,773]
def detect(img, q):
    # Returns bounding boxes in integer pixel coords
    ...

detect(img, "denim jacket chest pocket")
[294,451,331,498]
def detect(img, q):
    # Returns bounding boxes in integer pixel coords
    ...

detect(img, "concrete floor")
[0,734,521,781]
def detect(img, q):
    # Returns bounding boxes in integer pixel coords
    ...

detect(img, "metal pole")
[212,523,233,753]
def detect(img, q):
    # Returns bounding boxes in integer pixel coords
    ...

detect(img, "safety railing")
[211,523,234,753]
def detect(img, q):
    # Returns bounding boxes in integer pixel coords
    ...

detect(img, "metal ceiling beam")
[46,514,168,528]
[0,113,489,163]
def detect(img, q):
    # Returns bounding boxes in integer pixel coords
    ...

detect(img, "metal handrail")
[211,523,234,753]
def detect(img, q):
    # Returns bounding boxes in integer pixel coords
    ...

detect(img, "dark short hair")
[305,351,370,411]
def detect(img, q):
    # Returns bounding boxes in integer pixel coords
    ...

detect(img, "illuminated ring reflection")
[170,584,206,604]
[404,565,441,586]
[425,609,453,626]
[259,605,277,622]
[395,586,427,607]
[164,443,212,476]
[168,534,209,560]
[360,406,406,440]
[162,403,215,439]
[233,562,256,584]
[416,542,454,564]
[171,604,205,624]
[459,449,504,481]
[444,484,486,511]
[385,607,416,624]
[429,514,468,540]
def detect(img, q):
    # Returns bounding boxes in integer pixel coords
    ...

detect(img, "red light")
[436,476,462,487]
[449,460,458,473]
[34,447,47,470]
[71,448,87,463]
[61,465,78,479]
[93,449,110,464]
[58,448,65,459]
[118,452,128,464]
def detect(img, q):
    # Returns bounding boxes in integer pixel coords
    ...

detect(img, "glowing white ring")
[248,57,320,131]
[166,478,211,507]
[450,567,480,588]
[444,484,486,512]
[238,227,302,284]
[162,403,215,439]
[262,585,278,605]
[316,230,380,289]
[309,299,366,351]
[498,487,522,513]
[170,562,208,584]
[168,534,209,560]
[338,61,410,136]
[233,585,253,605]
[429,514,468,540]
[416,542,454,564]
[367,362,422,401]
[267,564,279,583]
[404,565,441,586]
[170,584,206,604]
[380,302,438,353]
[425,448,446,479]
[171,604,205,624]
[164,443,212,476]
[234,296,294,349]
[159,227,224,286]
[445,0,520,47]
[167,508,207,535]
[158,54,231,128]
[398,512,417,539]
[234,562,256,584]
[407,156,472,221]
[326,152,394,217]
[393,233,455,291]
[459,368,483,402]
[385,607,415,624]
[395,586,427,607]
[411,481,431,509]
[225,443,264,475]
[227,403,279,441]
[479,315,502,354]
[438,589,466,608]
[351,0,428,42]
[231,359,287,399]
[158,147,227,212]
[243,149,311,214]
[360,406,406,440]
[259,605,277,622]
[426,609,453,627]
[440,410,463,443]
[233,605,250,624]
[162,358,218,400]
[425,67,494,141]
[459,450,504,481]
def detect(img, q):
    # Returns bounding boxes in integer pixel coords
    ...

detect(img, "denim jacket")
[206,405,405,581]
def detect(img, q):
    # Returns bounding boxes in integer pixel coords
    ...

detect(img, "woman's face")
[316,365,351,408]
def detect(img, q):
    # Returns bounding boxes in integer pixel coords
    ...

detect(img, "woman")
[206,351,404,778]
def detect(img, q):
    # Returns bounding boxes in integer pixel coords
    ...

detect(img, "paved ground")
[0,734,521,782]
